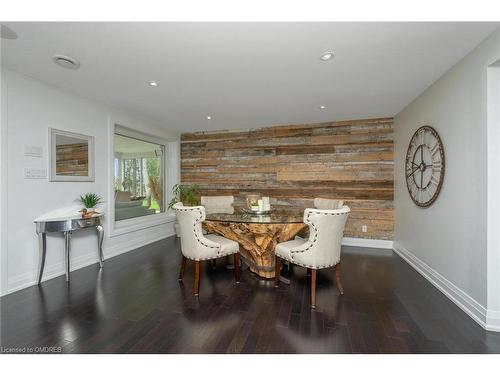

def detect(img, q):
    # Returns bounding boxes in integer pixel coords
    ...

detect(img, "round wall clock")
[405,125,445,207]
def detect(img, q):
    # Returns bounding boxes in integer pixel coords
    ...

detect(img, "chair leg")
[234,253,241,283]
[274,256,281,287]
[226,254,235,270]
[311,269,317,308]
[178,255,187,281]
[335,263,344,295]
[193,260,201,296]
[307,268,311,277]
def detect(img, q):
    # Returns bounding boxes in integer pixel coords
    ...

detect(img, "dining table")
[203,210,307,278]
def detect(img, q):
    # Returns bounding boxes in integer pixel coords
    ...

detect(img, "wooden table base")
[203,221,306,278]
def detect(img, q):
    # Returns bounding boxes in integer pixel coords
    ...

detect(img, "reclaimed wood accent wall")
[181,117,394,240]
[55,143,89,176]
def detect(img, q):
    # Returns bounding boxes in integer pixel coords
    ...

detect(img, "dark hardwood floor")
[2,237,500,354]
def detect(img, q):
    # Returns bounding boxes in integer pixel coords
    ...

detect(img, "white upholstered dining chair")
[314,198,344,210]
[173,202,240,296]
[200,195,235,268]
[274,206,350,308]
[294,198,344,240]
[201,195,235,214]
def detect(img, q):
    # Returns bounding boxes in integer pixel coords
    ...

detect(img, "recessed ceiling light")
[319,105,326,109]
[207,116,212,120]
[52,54,80,69]
[148,81,159,87]
[320,52,334,61]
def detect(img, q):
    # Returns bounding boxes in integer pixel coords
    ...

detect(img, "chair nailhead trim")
[184,250,239,262]
[275,253,339,269]
[291,211,349,255]
[279,209,348,268]
[175,206,222,256]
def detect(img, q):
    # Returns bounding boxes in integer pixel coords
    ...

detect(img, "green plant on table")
[78,193,103,209]
[168,184,200,209]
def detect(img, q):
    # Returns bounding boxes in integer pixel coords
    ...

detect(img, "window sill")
[110,212,176,237]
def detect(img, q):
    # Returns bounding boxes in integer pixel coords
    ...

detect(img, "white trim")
[342,237,394,249]
[0,69,9,296]
[48,128,95,182]
[115,124,173,145]
[107,117,115,235]
[2,230,175,297]
[487,60,500,332]
[486,310,500,331]
[392,241,500,332]
[107,118,179,237]
[104,229,175,258]
[111,212,176,237]
[166,140,180,210]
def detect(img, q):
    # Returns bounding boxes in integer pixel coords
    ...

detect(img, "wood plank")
[3,236,494,353]
[181,117,395,240]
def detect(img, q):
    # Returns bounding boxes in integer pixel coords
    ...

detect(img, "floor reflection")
[2,237,500,353]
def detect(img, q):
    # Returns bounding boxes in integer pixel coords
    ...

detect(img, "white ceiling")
[2,22,498,133]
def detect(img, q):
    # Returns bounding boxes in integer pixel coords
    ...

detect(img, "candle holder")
[246,194,261,210]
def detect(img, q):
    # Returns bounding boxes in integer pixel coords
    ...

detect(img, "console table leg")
[37,233,47,284]
[64,231,72,282]
[96,225,104,268]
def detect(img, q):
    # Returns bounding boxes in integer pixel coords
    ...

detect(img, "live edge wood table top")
[203,211,307,278]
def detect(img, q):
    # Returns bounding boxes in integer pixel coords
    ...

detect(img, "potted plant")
[168,184,200,237]
[168,183,200,209]
[78,193,102,218]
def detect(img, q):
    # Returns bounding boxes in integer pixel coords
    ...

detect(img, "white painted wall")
[0,69,180,296]
[394,27,500,330]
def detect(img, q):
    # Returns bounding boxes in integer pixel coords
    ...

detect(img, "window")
[113,132,165,222]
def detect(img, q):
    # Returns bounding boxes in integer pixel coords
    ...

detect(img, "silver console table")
[35,214,104,284]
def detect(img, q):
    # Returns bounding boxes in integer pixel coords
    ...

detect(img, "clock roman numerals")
[406,164,419,179]
[430,142,439,156]
[405,126,444,207]
[429,175,439,186]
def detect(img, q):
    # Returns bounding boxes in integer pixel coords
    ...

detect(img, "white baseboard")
[486,310,500,332]
[342,237,394,249]
[392,241,500,332]
[3,230,175,296]
[5,251,99,295]
[104,228,175,261]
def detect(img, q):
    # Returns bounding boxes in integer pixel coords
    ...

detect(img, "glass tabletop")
[205,210,304,224]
